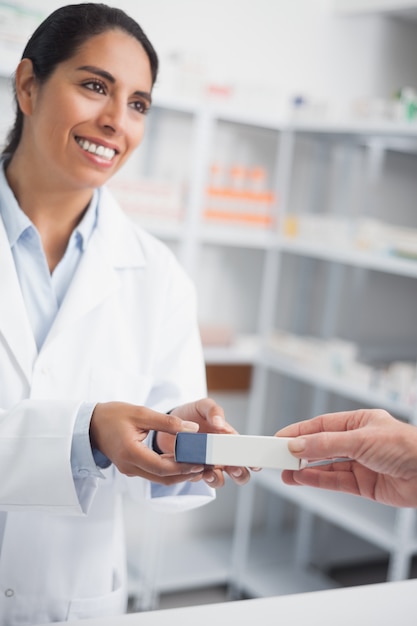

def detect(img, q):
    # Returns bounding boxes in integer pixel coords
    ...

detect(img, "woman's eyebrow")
[76,65,152,103]
[77,65,115,83]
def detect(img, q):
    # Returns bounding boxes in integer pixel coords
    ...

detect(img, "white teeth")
[104,147,115,160]
[76,137,116,161]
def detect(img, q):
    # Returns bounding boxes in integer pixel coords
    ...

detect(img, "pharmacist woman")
[0,4,249,624]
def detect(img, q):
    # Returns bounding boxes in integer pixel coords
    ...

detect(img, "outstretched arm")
[276,409,417,507]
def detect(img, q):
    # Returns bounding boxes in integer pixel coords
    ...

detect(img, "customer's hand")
[155,397,251,487]
[276,409,417,507]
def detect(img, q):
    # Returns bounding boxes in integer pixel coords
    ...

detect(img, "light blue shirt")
[0,159,109,477]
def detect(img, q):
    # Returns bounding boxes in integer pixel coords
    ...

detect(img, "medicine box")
[175,432,303,470]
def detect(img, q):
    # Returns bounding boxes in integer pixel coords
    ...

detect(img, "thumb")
[288,437,307,456]
[287,431,355,461]
[151,410,200,435]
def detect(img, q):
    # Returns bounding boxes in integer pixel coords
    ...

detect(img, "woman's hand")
[276,409,417,507]
[155,397,251,488]
[90,402,205,486]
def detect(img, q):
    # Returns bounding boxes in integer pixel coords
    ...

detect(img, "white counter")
[35,578,417,626]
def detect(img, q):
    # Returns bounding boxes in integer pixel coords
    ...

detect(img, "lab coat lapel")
[0,217,37,383]
[45,230,118,344]
[43,190,146,346]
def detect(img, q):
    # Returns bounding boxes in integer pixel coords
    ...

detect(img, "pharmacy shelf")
[228,106,417,598]
[155,94,417,139]
[131,220,417,276]
[231,512,393,600]
[128,534,232,600]
[254,471,417,554]
[124,89,417,603]
[153,94,286,131]
[131,216,417,278]
[232,523,408,600]
[333,0,417,20]
[234,560,338,600]
[229,526,378,599]
[128,215,184,241]
[199,224,277,250]
[128,527,355,605]
[278,236,417,279]
[262,346,415,420]
[128,217,278,249]
[238,563,336,599]
[289,119,417,141]
[203,334,260,365]
[127,533,232,612]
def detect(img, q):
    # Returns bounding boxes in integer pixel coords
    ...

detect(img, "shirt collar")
[0,158,31,247]
[75,188,99,252]
[0,155,99,252]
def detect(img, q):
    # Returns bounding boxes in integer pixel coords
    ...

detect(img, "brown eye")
[130,100,149,114]
[83,80,107,95]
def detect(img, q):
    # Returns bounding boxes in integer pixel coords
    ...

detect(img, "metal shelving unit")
[229,118,417,598]
[333,0,417,20]
[262,347,415,420]
[124,99,283,608]
[121,95,417,605]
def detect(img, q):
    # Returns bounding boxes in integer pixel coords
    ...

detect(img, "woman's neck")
[5,153,94,272]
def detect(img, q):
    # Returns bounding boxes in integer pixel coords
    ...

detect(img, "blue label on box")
[175,432,208,464]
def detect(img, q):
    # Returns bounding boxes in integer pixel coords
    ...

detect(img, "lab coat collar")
[95,186,147,269]
[0,215,37,382]
[42,187,148,348]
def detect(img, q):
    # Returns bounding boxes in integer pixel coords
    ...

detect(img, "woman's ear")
[15,58,38,116]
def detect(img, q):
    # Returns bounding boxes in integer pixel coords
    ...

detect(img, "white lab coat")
[0,187,214,624]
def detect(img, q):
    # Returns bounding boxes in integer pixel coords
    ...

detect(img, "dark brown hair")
[3,3,158,155]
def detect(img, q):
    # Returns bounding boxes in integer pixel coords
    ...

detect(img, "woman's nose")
[99,99,126,134]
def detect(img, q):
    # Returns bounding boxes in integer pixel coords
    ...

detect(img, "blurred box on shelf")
[351,88,417,124]
[269,331,360,376]
[269,330,417,408]
[199,324,235,347]
[282,214,417,261]
[204,163,278,229]
[107,178,185,223]
[356,219,417,259]
[282,214,353,246]
[289,94,329,122]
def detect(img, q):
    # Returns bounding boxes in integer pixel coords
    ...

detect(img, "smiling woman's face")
[17,28,153,192]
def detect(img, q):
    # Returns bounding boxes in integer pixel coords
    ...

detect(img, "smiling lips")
[76,136,117,161]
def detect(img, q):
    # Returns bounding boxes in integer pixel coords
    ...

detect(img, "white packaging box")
[175,433,303,470]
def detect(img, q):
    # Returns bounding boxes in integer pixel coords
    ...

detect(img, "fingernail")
[182,421,199,432]
[205,473,216,483]
[288,437,306,453]
[212,415,224,428]
[231,468,242,478]
[191,466,204,473]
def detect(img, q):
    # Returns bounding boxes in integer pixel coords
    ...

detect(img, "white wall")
[7,0,417,118]
[130,0,417,112]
